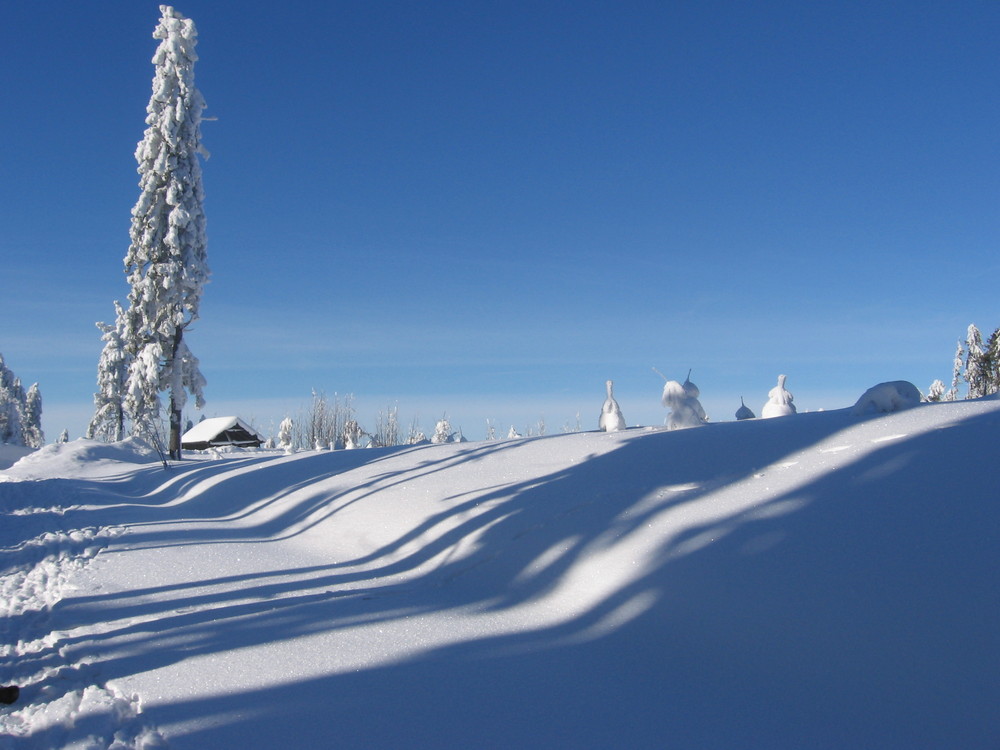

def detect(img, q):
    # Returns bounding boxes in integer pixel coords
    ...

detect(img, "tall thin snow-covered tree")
[946,339,964,401]
[123,5,210,458]
[983,327,1000,396]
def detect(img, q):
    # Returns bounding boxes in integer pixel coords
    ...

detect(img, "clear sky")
[3,0,999,442]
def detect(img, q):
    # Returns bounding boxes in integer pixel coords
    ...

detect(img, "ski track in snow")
[0,482,167,749]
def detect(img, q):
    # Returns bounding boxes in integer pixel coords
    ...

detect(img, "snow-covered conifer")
[735,397,755,420]
[88,302,130,441]
[342,419,364,449]
[661,378,707,430]
[507,425,521,439]
[21,384,44,449]
[599,380,626,432]
[57,429,69,443]
[0,355,27,446]
[964,324,986,399]
[278,417,294,453]
[946,340,964,401]
[431,417,454,444]
[925,379,945,402]
[761,374,796,418]
[984,327,1000,396]
[122,6,210,458]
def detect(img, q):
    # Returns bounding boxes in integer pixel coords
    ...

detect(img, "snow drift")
[1,398,999,749]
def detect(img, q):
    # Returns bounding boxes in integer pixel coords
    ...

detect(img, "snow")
[1,398,999,748]
[851,380,923,415]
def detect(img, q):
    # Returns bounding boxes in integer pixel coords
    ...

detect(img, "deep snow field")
[1,397,998,749]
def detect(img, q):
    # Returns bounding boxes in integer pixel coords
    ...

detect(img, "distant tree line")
[926,323,1000,401]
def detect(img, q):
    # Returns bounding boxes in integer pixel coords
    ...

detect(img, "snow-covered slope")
[1,398,998,749]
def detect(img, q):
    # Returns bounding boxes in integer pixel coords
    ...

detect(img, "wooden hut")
[181,417,265,450]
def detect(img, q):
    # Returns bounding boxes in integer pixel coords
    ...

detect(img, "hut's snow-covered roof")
[181,417,265,449]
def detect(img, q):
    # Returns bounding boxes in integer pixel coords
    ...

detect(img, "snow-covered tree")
[122,6,210,458]
[0,355,27,446]
[88,301,130,442]
[278,417,294,453]
[342,419,364,449]
[925,379,946,403]
[761,374,796,418]
[946,340,964,401]
[964,324,987,399]
[599,380,626,432]
[983,327,1000,396]
[431,417,454,444]
[661,377,707,429]
[57,429,70,444]
[0,355,42,448]
[21,383,44,449]
[735,397,755,420]
[371,403,400,447]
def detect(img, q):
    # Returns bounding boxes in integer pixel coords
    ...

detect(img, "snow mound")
[2,438,162,480]
[851,381,922,416]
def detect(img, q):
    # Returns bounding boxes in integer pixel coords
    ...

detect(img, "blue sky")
[3,0,999,441]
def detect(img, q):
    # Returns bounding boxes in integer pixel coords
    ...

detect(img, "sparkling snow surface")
[1,398,999,749]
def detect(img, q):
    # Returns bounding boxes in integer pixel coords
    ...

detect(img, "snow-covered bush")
[431,417,455,444]
[761,374,796,418]
[851,381,922,416]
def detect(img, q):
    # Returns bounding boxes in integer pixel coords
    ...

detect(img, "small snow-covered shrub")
[762,374,796,419]
[431,418,454,444]
[599,380,626,432]
[851,381,922,416]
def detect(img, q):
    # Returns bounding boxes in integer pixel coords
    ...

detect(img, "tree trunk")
[168,326,184,460]
[169,396,182,460]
